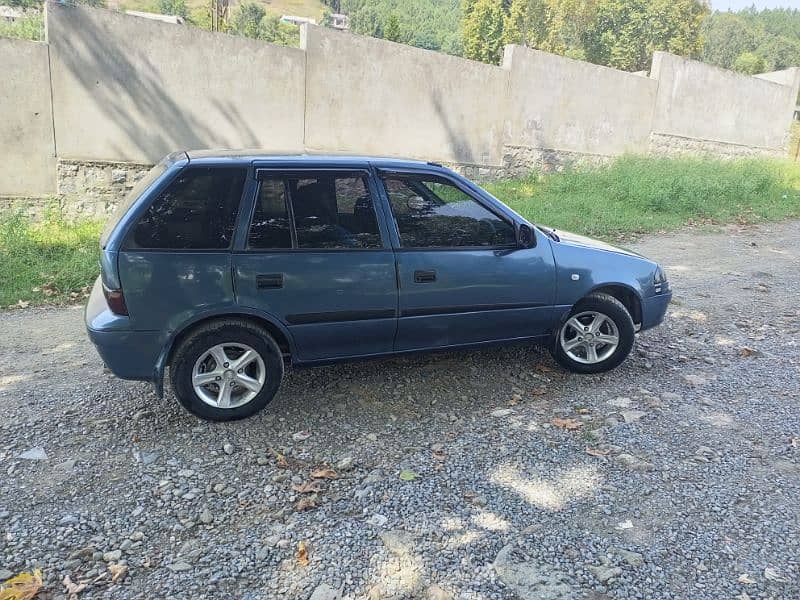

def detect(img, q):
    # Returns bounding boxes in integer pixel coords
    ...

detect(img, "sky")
[711,0,800,10]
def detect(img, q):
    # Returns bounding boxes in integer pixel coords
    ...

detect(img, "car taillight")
[103,285,128,316]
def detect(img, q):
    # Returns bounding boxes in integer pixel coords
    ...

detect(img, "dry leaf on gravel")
[294,494,320,511]
[62,574,87,599]
[296,541,310,566]
[108,564,128,583]
[763,567,788,582]
[292,480,326,494]
[532,387,547,396]
[14,300,30,309]
[269,448,289,469]
[585,447,611,457]
[0,569,42,600]
[552,417,582,431]
[737,573,756,584]
[292,430,312,442]
[739,347,758,357]
[310,467,337,480]
[535,364,554,373]
[399,469,420,481]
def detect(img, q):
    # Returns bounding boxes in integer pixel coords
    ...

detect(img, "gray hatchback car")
[86,151,671,421]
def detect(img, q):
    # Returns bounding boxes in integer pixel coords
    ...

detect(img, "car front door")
[233,167,397,361]
[378,170,557,351]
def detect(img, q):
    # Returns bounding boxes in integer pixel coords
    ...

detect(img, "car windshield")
[100,157,172,248]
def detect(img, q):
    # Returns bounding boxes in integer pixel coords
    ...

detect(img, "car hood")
[546,228,643,258]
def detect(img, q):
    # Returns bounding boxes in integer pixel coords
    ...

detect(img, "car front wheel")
[170,319,284,421]
[551,293,635,374]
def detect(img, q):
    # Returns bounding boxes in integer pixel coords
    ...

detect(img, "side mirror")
[517,223,535,248]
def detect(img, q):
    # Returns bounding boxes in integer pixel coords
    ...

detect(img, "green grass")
[0,212,102,308]
[0,14,44,41]
[2,155,800,309]
[485,155,800,241]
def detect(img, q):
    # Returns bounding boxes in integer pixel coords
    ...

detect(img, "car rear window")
[126,167,247,250]
[100,160,170,248]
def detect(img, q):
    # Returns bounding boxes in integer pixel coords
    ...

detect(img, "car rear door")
[232,165,398,362]
[377,169,557,351]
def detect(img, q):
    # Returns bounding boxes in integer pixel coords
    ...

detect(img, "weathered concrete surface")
[650,52,797,151]
[302,25,508,167]
[502,45,657,158]
[0,38,56,196]
[46,2,305,163]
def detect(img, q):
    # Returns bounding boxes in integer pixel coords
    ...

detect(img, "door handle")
[414,270,437,283]
[256,274,284,289]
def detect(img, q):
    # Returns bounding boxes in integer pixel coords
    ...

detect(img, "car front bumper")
[640,290,672,331]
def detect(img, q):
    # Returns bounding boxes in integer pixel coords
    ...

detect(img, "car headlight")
[653,265,667,284]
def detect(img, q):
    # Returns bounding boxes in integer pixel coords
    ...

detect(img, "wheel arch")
[152,309,294,398]
[585,283,642,327]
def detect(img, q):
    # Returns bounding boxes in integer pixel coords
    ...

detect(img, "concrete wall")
[502,45,658,160]
[2,4,799,207]
[0,38,56,196]
[46,2,305,164]
[302,25,508,167]
[650,52,797,153]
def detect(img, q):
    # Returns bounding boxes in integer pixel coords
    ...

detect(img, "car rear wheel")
[170,319,283,421]
[551,293,635,374]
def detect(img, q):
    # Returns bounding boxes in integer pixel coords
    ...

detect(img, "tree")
[462,0,505,63]
[502,0,550,48]
[700,12,759,70]
[733,51,766,75]
[755,36,800,71]
[583,0,708,71]
[158,0,188,19]
[232,1,265,39]
[384,13,402,42]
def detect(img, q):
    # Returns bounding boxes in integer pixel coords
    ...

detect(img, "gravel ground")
[1,221,798,600]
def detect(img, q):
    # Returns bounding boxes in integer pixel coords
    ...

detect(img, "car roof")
[183,149,438,170]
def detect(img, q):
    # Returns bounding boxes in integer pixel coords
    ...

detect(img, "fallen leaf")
[292,480,326,494]
[739,347,757,357]
[616,520,634,530]
[15,300,29,309]
[531,387,547,396]
[737,573,756,584]
[399,469,420,481]
[0,570,43,600]
[552,417,582,431]
[310,467,337,480]
[763,567,788,582]
[296,541,310,566]
[62,574,87,599]
[585,447,610,457]
[108,563,128,583]
[270,448,289,469]
[294,494,320,511]
[535,364,553,373]
[42,283,57,296]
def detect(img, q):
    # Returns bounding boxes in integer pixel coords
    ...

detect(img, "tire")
[550,293,635,374]
[170,319,284,421]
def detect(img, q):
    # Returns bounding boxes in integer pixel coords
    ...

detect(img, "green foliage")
[733,51,766,75]
[230,1,301,46]
[0,212,102,308]
[157,0,188,19]
[702,8,800,72]
[342,0,463,55]
[485,156,800,240]
[583,0,708,71]
[462,0,504,63]
[0,14,43,41]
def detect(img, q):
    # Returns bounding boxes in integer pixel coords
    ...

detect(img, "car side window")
[287,174,381,249]
[248,178,292,249]
[381,174,516,248]
[128,167,246,249]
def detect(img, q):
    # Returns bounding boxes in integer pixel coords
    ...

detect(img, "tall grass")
[1,156,799,308]
[485,155,800,240]
[0,212,102,307]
